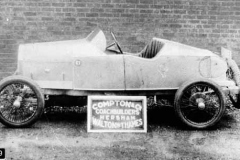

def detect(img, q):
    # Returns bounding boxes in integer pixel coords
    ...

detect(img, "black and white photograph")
[0,0,240,159]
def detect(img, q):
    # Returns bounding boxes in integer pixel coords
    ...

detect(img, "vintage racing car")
[0,28,240,129]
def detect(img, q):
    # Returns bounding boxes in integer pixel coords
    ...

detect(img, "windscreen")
[86,28,107,51]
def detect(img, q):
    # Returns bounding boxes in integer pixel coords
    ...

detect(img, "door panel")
[74,55,125,90]
[124,55,209,90]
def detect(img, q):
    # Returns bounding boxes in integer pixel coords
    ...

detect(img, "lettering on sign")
[87,96,147,132]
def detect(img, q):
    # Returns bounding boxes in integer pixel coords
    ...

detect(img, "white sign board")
[87,96,147,132]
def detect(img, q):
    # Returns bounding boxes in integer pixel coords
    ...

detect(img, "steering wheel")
[110,31,123,54]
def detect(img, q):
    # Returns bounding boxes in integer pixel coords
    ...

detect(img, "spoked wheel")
[174,79,226,129]
[0,76,44,127]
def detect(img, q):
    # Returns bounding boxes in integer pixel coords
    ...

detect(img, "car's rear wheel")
[174,79,226,129]
[0,76,44,127]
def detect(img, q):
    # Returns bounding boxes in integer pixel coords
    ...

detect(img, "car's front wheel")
[174,79,226,129]
[0,76,44,127]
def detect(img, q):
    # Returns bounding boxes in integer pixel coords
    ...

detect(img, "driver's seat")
[139,39,164,58]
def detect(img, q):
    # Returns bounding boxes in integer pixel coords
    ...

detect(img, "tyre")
[0,76,44,127]
[174,79,226,129]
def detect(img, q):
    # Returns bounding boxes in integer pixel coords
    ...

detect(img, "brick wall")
[0,0,240,79]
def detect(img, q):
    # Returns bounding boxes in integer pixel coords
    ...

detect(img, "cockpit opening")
[138,39,164,59]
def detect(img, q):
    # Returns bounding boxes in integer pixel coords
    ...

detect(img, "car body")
[16,29,237,95]
[0,28,239,129]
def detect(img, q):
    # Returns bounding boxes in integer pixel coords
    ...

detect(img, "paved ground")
[1,106,240,160]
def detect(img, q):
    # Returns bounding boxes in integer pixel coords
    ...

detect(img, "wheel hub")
[13,96,22,108]
[197,99,205,110]
[190,93,206,110]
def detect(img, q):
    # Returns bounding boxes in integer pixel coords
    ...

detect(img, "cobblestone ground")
[1,106,240,160]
